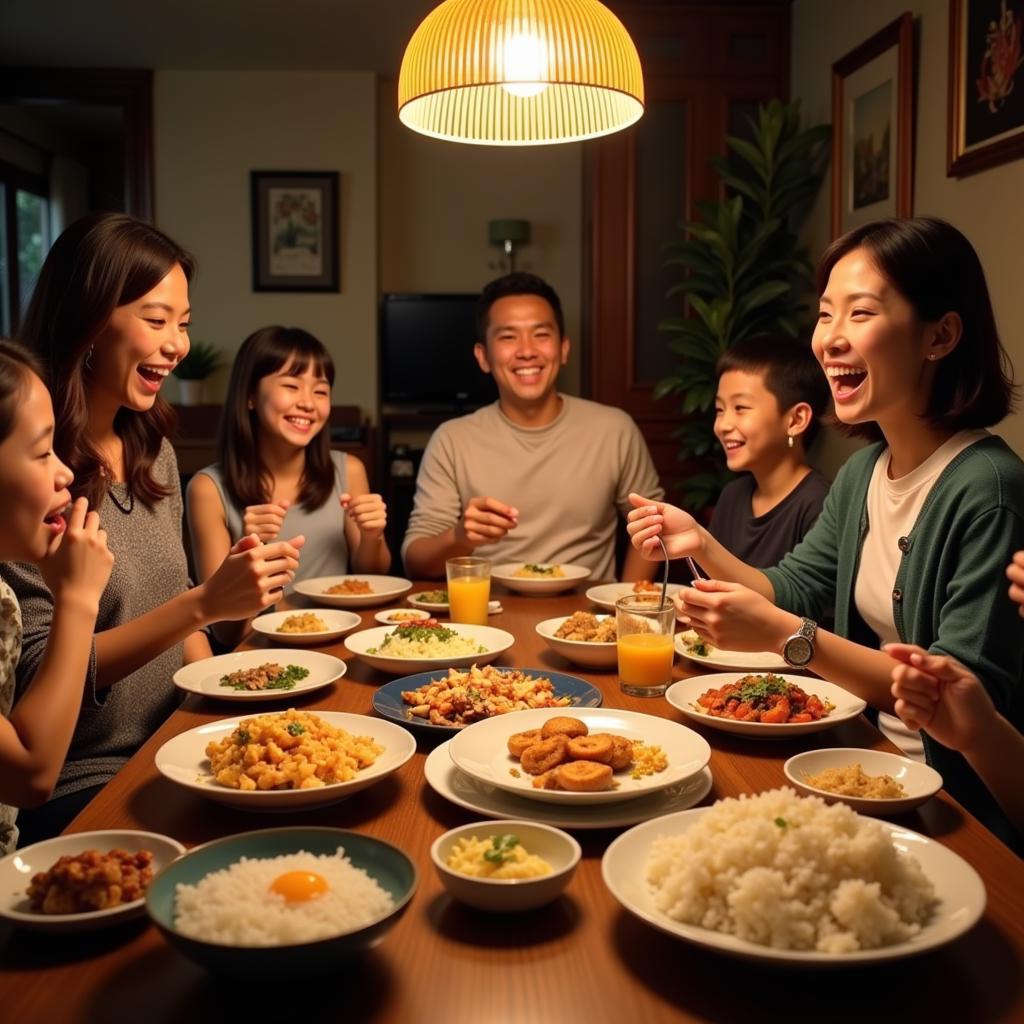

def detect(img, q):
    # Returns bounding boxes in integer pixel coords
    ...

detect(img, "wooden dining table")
[1,586,1022,1024]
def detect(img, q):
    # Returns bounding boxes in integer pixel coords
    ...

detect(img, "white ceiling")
[0,0,437,74]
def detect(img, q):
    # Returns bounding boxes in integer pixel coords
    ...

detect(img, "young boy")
[708,334,831,567]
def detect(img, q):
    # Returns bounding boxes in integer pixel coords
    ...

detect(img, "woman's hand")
[242,502,289,543]
[674,578,797,653]
[341,492,387,541]
[886,643,993,753]
[37,497,114,613]
[626,493,703,561]
[1006,551,1024,618]
[198,533,306,621]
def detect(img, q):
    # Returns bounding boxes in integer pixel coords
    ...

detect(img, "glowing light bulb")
[270,870,329,902]
[501,31,549,98]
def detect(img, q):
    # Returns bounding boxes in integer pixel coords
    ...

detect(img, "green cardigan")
[764,435,1024,849]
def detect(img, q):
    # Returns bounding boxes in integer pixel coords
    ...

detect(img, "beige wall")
[792,0,1024,477]
[378,79,584,395]
[153,70,378,412]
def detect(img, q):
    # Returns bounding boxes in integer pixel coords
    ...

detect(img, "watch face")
[785,636,812,666]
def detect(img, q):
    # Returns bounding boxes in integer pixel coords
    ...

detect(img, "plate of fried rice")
[344,622,514,674]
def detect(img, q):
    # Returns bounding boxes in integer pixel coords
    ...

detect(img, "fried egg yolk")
[270,870,329,902]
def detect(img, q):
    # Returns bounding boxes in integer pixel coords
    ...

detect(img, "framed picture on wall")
[948,0,1024,177]
[250,171,340,292]
[830,13,914,238]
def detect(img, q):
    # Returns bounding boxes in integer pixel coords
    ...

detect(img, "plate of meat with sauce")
[665,672,867,737]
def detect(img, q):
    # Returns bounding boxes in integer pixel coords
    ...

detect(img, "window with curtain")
[0,160,49,336]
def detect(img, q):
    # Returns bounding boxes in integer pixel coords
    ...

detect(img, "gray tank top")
[194,452,350,588]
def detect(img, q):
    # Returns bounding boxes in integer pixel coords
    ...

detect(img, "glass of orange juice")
[615,595,676,696]
[446,556,491,625]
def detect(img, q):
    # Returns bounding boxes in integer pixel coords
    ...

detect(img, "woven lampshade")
[398,0,644,146]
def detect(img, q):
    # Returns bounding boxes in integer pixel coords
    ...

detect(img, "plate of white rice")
[344,623,515,675]
[601,788,985,965]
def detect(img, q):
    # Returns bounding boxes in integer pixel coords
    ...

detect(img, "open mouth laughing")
[826,364,868,402]
[137,363,174,394]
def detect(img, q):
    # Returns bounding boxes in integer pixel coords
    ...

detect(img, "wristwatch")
[782,618,817,668]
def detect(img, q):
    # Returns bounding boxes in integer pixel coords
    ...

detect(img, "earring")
[84,346,94,371]
[787,435,794,449]
[928,354,937,361]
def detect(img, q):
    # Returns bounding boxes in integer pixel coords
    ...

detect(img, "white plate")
[374,607,432,625]
[172,649,346,702]
[665,672,867,737]
[0,830,185,932]
[407,591,451,612]
[249,609,362,646]
[424,742,713,829]
[491,562,592,596]
[586,582,682,611]
[602,808,986,965]
[292,575,413,608]
[344,623,514,675]
[447,707,711,805]
[674,629,789,672]
[784,748,944,814]
[535,615,618,669]
[154,711,416,810]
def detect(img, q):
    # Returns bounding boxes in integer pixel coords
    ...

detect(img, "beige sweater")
[402,396,663,581]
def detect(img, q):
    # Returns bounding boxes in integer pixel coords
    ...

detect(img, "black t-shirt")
[708,469,831,569]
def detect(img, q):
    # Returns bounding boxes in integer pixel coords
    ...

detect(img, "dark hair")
[476,272,566,341]
[217,326,337,512]
[716,334,832,447]
[17,211,195,507]
[0,339,42,445]
[817,216,1016,441]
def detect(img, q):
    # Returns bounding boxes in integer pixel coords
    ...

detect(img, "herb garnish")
[774,817,788,829]
[733,674,792,704]
[219,663,311,691]
[287,722,306,736]
[482,834,521,865]
[235,729,251,745]
[524,563,556,575]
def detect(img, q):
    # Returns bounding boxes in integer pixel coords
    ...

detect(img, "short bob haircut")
[476,272,566,341]
[217,326,337,512]
[716,334,832,448]
[816,216,1016,441]
[18,211,195,508]
[0,339,42,445]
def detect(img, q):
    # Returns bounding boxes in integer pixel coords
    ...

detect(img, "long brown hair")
[217,326,337,512]
[18,212,195,507]
[0,339,42,444]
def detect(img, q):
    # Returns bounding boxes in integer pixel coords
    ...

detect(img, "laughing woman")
[186,326,389,646]
[628,218,1024,849]
[2,213,304,843]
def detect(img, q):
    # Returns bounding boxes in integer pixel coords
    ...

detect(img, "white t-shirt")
[855,430,989,758]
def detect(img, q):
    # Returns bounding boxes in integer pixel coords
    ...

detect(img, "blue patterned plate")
[372,667,603,733]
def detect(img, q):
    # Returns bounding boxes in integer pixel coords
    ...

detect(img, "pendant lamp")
[398,0,644,146]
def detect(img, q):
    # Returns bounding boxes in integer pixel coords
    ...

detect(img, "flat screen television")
[380,293,497,407]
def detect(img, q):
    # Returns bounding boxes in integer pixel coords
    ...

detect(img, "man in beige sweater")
[402,273,663,582]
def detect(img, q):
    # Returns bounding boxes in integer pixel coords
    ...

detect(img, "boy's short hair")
[476,272,566,342]
[716,334,831,447]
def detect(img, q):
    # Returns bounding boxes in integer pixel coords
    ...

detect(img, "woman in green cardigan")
[628,217,1024,849]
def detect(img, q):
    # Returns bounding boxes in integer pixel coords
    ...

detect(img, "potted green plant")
[655,100,830,510]
[173,341,224,405]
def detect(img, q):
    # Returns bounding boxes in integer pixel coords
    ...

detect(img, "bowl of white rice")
[146,828,416,972]
[344,623,515,674]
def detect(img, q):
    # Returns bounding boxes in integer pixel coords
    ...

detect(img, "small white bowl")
[535,615,618,668]
[784,748,943,815]
[250,609,362,645]
[491,563,591,596]
[430,820,580,912]
[375,607,432,626]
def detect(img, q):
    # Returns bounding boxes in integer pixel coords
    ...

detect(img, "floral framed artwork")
[250,171,340,292]
[831,13,915,238]
[948,0,1024,176]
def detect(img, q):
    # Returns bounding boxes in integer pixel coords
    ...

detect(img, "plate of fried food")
[172,649,346,701]
[372,665,602,732]
[491,562,592,596]
[250,609,363,646]
[345,621,515,675]
[0,830,185,932]
[293,575,413,609]
[154,708,416,810]
[536,612,618,668]
[448,708,711,805]
[665,672,867,737]
[585,580,683,612]
[674,629,789,672]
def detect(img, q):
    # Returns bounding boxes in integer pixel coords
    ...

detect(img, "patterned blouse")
[0,578,23,853]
